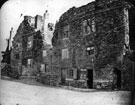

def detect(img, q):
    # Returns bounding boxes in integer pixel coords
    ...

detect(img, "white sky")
[0,0,94,61]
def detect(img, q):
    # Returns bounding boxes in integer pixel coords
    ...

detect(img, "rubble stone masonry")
[10,0,135,90]
[11,15,44,76]
[52,0,134,90]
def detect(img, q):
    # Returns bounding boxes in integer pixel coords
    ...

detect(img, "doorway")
[87,69,93,88]
[113,68,121,89]
[129,8,135,50]
[61,68,66,85]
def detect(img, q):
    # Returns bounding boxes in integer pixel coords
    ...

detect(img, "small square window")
[67,69,73,78]
[82,20,91,35]
[27,36,33,49]
[86,47,94,55]
[82,19,96,35]
[40,64,45,73]
[80,69,87,80]
[27,59,32,66]
[63,25,70,39]
[43,50,47,57]
[62,49,69,59]
[91,19,96,32]
[15,54,19,60]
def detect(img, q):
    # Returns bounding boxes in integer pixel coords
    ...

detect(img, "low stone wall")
[65,79,87,88]
[21,66,38,76]
[65,79,114,89]
[93,80,113,90]
[37,73,60,86]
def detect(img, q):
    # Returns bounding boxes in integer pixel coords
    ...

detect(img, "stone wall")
[21,31,43,76]
[51,0,134,90]
[37,73,60,86]
[65,80,87,88]
[94,0,133,90]
[11,21,23,74]
[52,1,96,88]
[94,1,125,79]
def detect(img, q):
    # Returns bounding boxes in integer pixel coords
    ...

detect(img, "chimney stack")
[43,10,49,41]
[9,27,13,50]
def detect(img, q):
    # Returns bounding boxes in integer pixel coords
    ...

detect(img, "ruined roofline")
[24,15,34,19]
[58,0,133,22]
[59,1,95,21]
[24,15,43,19]
[14,14,43,38]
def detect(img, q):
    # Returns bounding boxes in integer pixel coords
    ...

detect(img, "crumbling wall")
[11,22,23,76]
[21,18,43,76]
[51,0,134,90]
[94,0,133,90]
[33,31,43,63]
[94,7,125,78]
[52,2,96,87]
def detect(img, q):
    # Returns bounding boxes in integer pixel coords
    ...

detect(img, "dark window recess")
[86,47,94,55]
[15,54,20,60]
[87,49,94,55]
[63,31,69,38]
[55,32,58,39]
[69,69,73,77]
[45,64,48,72]
[63,25,70,39]
[67,69,73,78]
[129,8,135,50]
